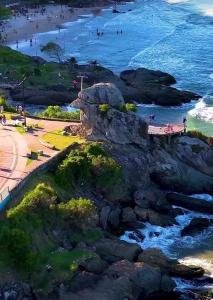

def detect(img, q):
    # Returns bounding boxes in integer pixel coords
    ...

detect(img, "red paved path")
[0,125,28,195]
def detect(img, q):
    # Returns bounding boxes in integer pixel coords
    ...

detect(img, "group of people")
[148,114,187,133]
[96,28,124,38]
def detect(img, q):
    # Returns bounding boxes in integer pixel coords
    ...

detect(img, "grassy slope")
[0,46,74,89]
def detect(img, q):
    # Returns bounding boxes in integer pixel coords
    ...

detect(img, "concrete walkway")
[0,125,28,194]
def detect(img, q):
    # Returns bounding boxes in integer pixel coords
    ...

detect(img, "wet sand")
[1,4,104,44]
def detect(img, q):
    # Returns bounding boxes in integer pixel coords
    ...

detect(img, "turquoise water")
[9,0,213,136]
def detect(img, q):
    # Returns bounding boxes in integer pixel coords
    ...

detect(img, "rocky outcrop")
[134,206,177,227]
[181,218,213,236]
[138,248,204,279]
[93,238,141,263]
[72,82,148,145]
[9,59,200,106]
[11,87,76,105]
[167,193,213,214]
[120,68,176,86]
[150,145,213,194]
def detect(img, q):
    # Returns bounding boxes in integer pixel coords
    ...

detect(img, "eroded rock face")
[72,83,148,144]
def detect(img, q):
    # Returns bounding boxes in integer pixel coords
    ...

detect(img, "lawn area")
[41,130,85,150]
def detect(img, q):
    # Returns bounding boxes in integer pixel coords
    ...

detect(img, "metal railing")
[0,186,10,210]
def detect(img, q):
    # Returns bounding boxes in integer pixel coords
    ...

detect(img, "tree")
[41,42,64,63]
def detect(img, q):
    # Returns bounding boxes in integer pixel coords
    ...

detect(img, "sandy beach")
[1,4,105,44]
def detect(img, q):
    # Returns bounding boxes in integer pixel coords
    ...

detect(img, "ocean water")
[8,0,213,136]
[120,194,213,294]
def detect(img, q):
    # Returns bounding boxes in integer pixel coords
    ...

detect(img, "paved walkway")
[0,125,28,194]
[0,116,184,199]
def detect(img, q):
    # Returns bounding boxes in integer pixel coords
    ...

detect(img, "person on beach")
[16,40,19,48]
[183,117,187,133]
[1,115,6,126]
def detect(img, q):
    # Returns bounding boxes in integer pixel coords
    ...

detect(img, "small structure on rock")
[72,83,148,145]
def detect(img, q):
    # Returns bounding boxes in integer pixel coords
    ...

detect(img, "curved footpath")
[0,125,28,195]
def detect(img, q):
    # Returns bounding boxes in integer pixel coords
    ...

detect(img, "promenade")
[0,118,184,200]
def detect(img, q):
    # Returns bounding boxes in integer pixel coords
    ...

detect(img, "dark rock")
[120,68,176,87]
[72,83,148,145]
[63,276,133,300]
[79,256,108,274]
[94,238,141,263]
[69,271,100,292]
[138,248,205,279]
[128,230,145,243]
[181,218,212,236]
[99,206,111,229]
[134,188,171,213]
[108,208,121,228]
[122,207,137,224]
[167,193,213,214]
[105,259,175,297]
[170,264,204,279]
[134,206,176,227]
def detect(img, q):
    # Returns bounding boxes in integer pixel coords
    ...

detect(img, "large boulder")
[181,218,213,236]
[72,83,148,145]
[150,147,213,194]
[167,193,213,214]
[105,259,175,297]
[120,68,200,106]
[134,206,176,227]
[134,187,171,213]
[138,248,204,279]
[120,68,176,86]
[79,256,108,274]
[94,238,141,263]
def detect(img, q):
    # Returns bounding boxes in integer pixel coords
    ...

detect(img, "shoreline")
[1,4,111,45]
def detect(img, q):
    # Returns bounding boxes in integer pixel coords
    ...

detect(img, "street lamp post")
[76,75,88,122]
[77,75,88,91]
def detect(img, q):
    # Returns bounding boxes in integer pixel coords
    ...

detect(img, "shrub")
[83,142,106,157]
[123,103,137,112]
[99,103,109,114]
[0,95,16,113]
[56,143,123,193]
[56,154,91,186]
[7,183,57,220]
[53,198,96,227]
[38,105,80,120]
[91,156,122,190]
[0,6,11,20]
[0,226,37,271]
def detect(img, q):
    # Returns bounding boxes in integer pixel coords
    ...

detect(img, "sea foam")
[188,98,213,124]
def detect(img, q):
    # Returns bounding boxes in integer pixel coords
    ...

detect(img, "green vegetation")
[123,103,137,112]
[0,6,11,20]
[41,42,64,63]
[42,130,85,150]
[56,142,123,196]
[99,103,109,114]
[0,182,99,288]
[0,46,74,89]
[0,94,16,113]
[38,105,80,120]
[52,198,97,227]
